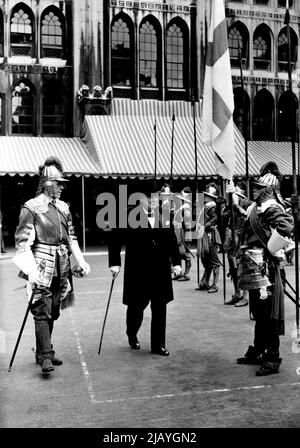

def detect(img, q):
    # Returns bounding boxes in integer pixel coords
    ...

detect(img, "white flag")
[202,0,236,180]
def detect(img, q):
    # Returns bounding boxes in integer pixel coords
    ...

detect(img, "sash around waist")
[33,242,69,257]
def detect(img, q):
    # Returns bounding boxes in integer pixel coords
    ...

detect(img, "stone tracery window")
[228,23,249,69]
[41,8,64,59]
[253,25,271,71]
[166,20,187,89]
[11,81,34,135]
[10,6,33,56]
[111,14,134,87]
[139,20,158,87]
[277,27,298,73]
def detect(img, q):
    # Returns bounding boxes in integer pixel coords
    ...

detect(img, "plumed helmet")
[41,157,68,183]
[36,157,68,196]
[254,161,281,188]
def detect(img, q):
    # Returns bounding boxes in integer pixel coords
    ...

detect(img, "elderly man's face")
[44,180,65,199]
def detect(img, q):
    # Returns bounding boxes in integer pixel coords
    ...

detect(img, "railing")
[11,44,32,57]
[253,58,271,70]
[42,46,64,59]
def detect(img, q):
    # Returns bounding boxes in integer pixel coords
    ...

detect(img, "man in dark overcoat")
[108,191,182,356]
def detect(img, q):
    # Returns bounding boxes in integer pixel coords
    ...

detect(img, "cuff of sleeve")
[12,250,36,275]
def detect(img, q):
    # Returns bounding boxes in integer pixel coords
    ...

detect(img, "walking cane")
[98,274,117,356]
[8,285,37,372]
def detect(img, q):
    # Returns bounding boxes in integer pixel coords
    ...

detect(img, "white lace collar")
[25,194,69,215]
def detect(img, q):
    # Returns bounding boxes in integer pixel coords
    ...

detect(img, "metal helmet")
[36,156,68,196]
[253,161,281,188]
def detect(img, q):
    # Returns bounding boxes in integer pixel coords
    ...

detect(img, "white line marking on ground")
[77,290,122,294]
[81,277,112,281]
[91,382,300,405]
[69,308,96,403]
[83,251,125,256]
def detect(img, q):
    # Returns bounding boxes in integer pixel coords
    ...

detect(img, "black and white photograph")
[0,0,300,438]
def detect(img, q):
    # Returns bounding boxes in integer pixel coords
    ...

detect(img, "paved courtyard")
[1,249,300,429]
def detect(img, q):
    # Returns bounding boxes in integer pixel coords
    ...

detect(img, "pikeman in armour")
[196,182,222,293]
[172,187,193,281]
[236,161,293,376]
[13,157,90,376]
[223,181,253,307]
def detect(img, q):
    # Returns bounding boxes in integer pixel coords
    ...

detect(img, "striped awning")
[248,141,298,176]
[0,136,101,177]
[83,99,259,179]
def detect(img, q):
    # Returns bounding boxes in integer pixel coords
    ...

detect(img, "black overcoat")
[108,209,181,307]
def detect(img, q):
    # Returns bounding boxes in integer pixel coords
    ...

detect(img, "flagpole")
[201,0,236,301]
[285,0,300,338]
[218,177,226,304]
[238,38,250,199]
[170,112,175,190]
[154,119,157,191]
[192,92,200,285]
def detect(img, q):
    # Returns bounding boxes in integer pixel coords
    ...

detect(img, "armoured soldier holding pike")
[13,157,90,376]
[236,162,294,376]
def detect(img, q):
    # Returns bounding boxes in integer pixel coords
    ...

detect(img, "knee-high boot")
[35,320,52,364]
[48,319,63,365]
[185,258,192,277]
[200,268,211,288]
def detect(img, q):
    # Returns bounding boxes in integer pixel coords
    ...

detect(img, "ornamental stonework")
[226,7,300,23]
[109,0,194,13]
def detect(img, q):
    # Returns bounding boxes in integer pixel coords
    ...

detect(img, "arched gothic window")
[166,21,187,89]
[278,0,293,7]
[253,89,274,140]
[233,88,250,139]
[42,80,64,136]
[11,80,34,135]
[253,25,272,71]
[41,7,65,59]
[0,10,4,57]
[139,19,160,88]
[0,96,2,134]
[228,22,249,69]
[111,14,134,87]
[10,4,34,57]
[253,0,269,4]
[166,19,188,89]
[278,90,298,141]
[278,27,298,72]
